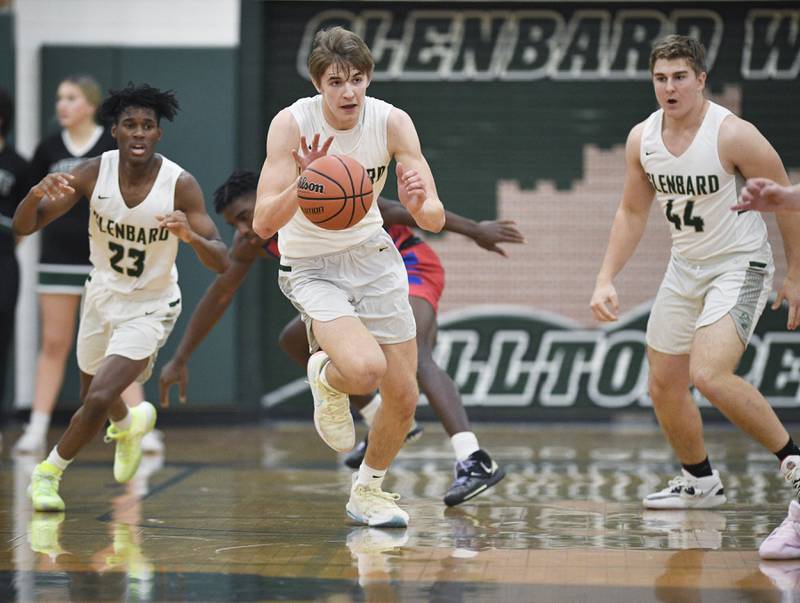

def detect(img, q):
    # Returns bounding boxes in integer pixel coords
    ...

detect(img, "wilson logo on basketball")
[298,176,325,194]
[302,206,324,215]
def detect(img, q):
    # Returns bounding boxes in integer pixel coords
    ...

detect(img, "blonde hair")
[61,74,102,109]
[307,27,374,84]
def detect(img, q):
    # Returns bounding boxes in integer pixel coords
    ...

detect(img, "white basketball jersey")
[88,150,181,294]
[640,101,767,261]
[281,95,392,258]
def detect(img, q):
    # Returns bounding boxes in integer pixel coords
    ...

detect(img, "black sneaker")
[444,449,505,507]
[343,422,424,469]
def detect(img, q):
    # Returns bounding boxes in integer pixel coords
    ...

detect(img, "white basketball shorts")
[76,278,182,383]
[646,244,774,355]
[278,229,416,352]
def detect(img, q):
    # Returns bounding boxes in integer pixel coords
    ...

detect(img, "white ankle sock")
[28,410,51,436]
[112,410,133,432]
[451,431,480,462]
[359,395,382,428]
[357,462,386,489]
[46,446,72,471]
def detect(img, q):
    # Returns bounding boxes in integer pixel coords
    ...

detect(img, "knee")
[690,365,724,399]
[416,345,435,374]
[648,372,684,407]
[82,387,115,418]
[41,329,72,358]
[342,356,386,393]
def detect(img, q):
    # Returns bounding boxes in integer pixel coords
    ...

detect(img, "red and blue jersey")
[262,234,280,260]
[387,224,445,313]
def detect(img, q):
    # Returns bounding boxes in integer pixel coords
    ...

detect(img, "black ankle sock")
[774,437,800,462]
[682,457,713,478]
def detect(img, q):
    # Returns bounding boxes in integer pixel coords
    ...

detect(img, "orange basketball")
[297,154,373,230]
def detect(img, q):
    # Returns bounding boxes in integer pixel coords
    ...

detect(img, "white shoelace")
[318,382,350,424]
[666,475,699,494]
[356,485,401,507]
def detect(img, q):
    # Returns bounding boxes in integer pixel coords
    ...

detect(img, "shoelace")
[784,468,800,498]
[453,459,482,485]
[104,426,125,443]
[358,485,401,505]
[667,476,698,494]
[317,382,350,424]
[34,471,60,491]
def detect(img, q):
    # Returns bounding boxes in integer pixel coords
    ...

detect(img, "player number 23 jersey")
[640,101,767,262]
[87,150,182,295]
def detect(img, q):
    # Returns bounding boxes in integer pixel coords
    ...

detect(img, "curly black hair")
[99,82,179,125]
[213,170,259,214]
[0,87,13,139]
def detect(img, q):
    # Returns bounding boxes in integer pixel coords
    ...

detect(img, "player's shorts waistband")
[279,229,392,271]
[671,242,772,270]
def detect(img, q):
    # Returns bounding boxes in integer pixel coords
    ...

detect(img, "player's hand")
[156,210,193,243]
[472,220,526,257]
[733,178,799,212]
[590,282,620,322]
[32,172,76,200]
[159,358,188,408]
[396,163,426,214]
[292,133,333,172]
[773,276,800,331]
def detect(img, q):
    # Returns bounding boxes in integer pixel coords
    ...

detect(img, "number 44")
[665,199,704,232]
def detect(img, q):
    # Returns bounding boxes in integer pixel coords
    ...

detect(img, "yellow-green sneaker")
[106,523,154,582]
[28,511,66,559]
[105,402,157,483]
[27,461,65,512]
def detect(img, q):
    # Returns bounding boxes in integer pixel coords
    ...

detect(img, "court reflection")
[3,423,799,602]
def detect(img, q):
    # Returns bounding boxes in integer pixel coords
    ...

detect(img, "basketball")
[297,154,373,230]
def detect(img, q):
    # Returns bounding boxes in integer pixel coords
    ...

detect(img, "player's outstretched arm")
[387,108,445,233]
[252,110,330,238]
[722,116,800,329]
[734,179,800,213]
[590,123,654,322]
[378,197,525,256]
[12,159,98,236]
[159,233,261,407]
[165,172,229,273]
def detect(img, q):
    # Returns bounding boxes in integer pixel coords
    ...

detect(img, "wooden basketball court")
[1,422,797,601]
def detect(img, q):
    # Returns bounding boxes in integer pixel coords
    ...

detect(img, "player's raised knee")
[81,388,115,418]
[342,355,386,393]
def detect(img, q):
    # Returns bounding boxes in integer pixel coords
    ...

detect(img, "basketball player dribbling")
[252,26,445,527]
[12,83,228,512]
[589,35,800,559]
[159,171,519,505]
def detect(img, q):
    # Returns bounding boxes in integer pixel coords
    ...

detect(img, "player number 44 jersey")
[640,101,767,262]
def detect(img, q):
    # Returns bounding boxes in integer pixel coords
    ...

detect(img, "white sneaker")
[760,559,800,591]
[346,526,409,554]
[642,510,726,550]
[140,429,164,455]
[760,501,800,560]
[346,527,409,587]
[13,426,46,454]
[643,469,726,509]
[104,402,157,483]
[307,351,354,452]
[781,455,800,500]
[346,474,409,528]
